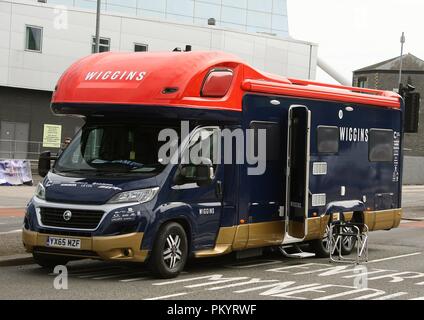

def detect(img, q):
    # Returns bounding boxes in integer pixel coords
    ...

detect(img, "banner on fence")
[0,160,33,186]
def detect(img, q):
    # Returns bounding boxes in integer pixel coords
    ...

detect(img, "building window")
[134,43,148,52]
[369,129,394,162]
[317,126,339,154]
[25,26,43,52]
[357,76,368,88]
[91,37,110,53]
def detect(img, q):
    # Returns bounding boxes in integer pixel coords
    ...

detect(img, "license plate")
[46,236,81,249]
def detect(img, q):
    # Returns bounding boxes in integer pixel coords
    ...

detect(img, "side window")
[249,121,281,161]
[25,25,43,52]
[188,128,220,167]
[369,129,394,162]
[317,126,339,154]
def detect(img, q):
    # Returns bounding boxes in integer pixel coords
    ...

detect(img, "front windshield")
[55,123,178,176]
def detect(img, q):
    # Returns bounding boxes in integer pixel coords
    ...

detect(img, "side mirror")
[38,151,57,177]
[404,92,420,133]
[174,158,215,186]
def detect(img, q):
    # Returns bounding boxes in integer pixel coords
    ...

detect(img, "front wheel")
[148,222,188,279]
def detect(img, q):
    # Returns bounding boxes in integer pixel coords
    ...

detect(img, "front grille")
[39,229,92,238]
[39,207,104,230]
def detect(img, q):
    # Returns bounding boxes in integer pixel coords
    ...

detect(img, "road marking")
[93,272,148,280]
[145,292,188,300]
[0,229,21,235]
[120,277,149,283]
[226,260,282,269]
[367,252,422,264]
[77,270,126,278]
[373,292,408,300]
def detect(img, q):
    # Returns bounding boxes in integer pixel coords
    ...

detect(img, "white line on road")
[145,292,188,300]
[226,260,282,269]
[367,252,422,264]
[373,292,408,300]
[0,229,21,235]
[93,272,148,280]
[120,277,149,283]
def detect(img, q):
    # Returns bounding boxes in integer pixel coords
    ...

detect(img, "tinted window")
[249,122,281,161]
[25,26,42,52]
[317,126,339,154]
[369,129,393,162]
[134,43,148,52]
[91,37,110,53]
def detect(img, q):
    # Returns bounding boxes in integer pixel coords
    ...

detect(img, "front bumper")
[22,229,149,262]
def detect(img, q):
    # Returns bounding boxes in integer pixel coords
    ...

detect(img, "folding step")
[279,244,315,259]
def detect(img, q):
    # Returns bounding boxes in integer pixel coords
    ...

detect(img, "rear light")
[201,69,233,97]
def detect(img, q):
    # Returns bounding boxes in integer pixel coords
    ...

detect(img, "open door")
[285,105,311,240]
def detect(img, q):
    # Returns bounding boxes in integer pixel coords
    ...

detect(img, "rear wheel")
[148,222,188,279]
[33,252,70,269]
[309,224,356,257]
[309,225,331,258]
[340,226,356,255]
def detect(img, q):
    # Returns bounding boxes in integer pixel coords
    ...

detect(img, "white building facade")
[0,0,318,159]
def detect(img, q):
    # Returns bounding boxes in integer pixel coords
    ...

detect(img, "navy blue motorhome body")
[22,52,404,278]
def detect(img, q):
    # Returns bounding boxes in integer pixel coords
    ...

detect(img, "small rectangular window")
[357,77,368,88]
[369,129,393,162]
[25,26,43,52]
[134,43,148,52]
[92,37,110,53]
[249,121,281,161]
[317,126,339,154]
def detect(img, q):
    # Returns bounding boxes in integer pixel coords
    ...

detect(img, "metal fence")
[0,139,44,160]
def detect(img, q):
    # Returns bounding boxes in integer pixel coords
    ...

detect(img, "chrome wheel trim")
[322,225,331,252]
[163,234,182,269]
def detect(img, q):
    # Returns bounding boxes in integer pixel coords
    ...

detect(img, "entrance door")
[285,106,311,240]
[0,121,29,159]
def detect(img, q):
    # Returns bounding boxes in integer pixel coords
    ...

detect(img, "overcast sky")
[287,0,424,84]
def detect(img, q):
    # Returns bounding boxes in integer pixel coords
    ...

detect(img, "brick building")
[353,54,424,184]
[353,53,424,157]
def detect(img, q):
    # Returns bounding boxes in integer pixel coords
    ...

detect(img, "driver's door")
[171,127,224,250]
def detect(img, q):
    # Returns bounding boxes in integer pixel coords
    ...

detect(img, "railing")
[0,139,47,161]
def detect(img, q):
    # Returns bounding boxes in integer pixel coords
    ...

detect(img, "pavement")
[0,185,423,299]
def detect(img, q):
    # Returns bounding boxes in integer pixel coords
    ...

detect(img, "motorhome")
[22,51,411,278]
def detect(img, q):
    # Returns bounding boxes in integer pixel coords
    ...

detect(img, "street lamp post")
[398,32,406,87]
[94,0,101,53]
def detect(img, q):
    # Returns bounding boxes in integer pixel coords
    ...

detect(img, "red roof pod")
[52,51,401,111]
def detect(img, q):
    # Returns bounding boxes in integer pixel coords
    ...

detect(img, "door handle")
[215,180,223,199]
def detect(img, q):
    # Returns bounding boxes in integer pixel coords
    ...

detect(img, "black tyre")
[309,224,331,258]
[33,253,70,269]
[148,222,188,279]
[340,226,356,255]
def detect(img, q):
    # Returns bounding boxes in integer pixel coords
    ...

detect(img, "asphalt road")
[0,186,423,300]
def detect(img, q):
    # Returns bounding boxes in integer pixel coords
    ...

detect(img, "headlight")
[35,183,45,200]
[108,187,159,204]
